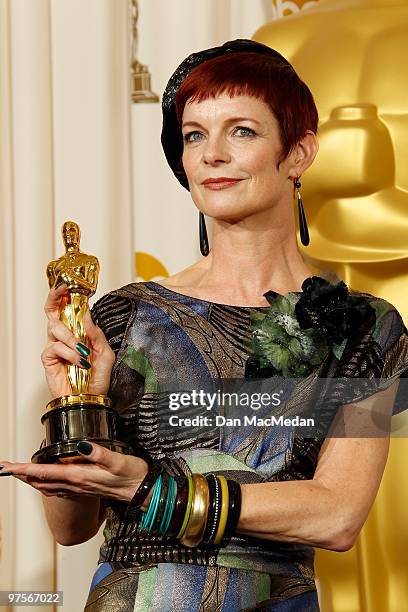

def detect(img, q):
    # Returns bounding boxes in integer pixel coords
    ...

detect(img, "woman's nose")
[202,136,231,165]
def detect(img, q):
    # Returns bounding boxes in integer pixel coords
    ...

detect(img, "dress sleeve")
[373,301,408,416]
[90,290,138,401]
[316,299,407,442]
[336,298,408,417]
[91,290,135,360]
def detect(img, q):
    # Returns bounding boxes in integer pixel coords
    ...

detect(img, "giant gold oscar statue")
[31,221,133,464]
[254,1,408,609]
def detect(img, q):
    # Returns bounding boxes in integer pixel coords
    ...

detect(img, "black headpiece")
[161,38,291,191]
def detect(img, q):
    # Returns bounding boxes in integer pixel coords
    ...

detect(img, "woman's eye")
[183,131,203,143]
[234,126,256,137]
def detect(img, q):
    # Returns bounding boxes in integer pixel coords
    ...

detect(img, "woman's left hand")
[0,442,149,501]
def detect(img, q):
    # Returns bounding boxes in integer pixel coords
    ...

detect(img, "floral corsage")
[245,275,376,379]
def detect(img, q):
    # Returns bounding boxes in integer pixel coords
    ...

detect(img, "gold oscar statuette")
[31,221,133,463]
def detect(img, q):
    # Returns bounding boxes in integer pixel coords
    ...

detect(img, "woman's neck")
[195,212,315,297]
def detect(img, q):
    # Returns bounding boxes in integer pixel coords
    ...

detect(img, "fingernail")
[79,358,91,369]
[76,342,90,357]
[0,471,13,477]
[0,465,4,470]
[77,441,93,455]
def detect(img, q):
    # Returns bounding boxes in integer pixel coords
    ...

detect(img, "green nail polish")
[77,441,93,455]
[76,342,90,357]
[80,358,91,370]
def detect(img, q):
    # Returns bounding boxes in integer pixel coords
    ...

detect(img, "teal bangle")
[159,476,176,535]
[158,476,172,534]
[165,477,177,534]
[144,474,163,533]
[141,475,160,529]
[163,477,176,535]
[139,474,162,532]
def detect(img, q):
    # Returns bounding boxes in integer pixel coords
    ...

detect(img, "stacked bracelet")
[167,477,189,537]
[201,473,220,544]
[221,478,242,546]
[179,474,210,547]
[124,461,164,521]
[131,464,242,548]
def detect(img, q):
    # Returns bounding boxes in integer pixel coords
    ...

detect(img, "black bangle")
[202,474,217,545]
[166,476,189,537]
[221,479,242,545]
[204,473,222,545]
[124,461,164,519]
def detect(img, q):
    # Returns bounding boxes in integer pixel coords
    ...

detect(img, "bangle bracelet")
[139,474,163,534]
[152,471,170,533]
[159,476,176,535]
[145,474,163,533]
[177,475,194,539]
[221,479,242,544]
[213,475,229,545]
[205,473,222,545]
[202,474,218,545]
[167,477,189,537]
[179,474,210,548]
[124,461,164,519]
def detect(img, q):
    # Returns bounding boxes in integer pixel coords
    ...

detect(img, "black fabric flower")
[294,276,376,346]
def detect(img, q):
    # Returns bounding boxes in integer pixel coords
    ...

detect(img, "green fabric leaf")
[289,336,303,359]
[271,344,289,372]
[250,310,268,324]
[369,298,391,340]
[332,338,348,361]
[248,294,330,377]
[264,294,297,314]
[307,330,329,364]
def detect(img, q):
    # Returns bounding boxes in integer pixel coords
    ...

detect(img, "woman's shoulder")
[346,287,408,415]
[297,274,406,356]
[90,280,174,334]
[350,287,407,352]
[90,281,156,314]
[91,283,132,318]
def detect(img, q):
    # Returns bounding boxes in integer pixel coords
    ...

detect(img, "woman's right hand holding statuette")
[41,283,115,400]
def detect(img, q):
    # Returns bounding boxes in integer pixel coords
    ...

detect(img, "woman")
[2,39,407,611]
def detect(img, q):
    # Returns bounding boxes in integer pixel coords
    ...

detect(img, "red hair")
[175,51,318,167]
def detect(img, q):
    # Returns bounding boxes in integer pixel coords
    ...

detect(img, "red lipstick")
[202,177,244,190]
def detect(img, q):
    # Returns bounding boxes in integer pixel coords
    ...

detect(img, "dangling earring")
[199,211,209,256]
[294,177,309,246]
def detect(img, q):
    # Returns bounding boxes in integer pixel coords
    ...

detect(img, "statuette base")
[31,394,133,464]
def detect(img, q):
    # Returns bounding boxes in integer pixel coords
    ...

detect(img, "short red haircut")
[175,51,318,168]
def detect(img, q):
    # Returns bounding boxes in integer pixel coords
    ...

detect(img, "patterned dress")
[83,278,408,611]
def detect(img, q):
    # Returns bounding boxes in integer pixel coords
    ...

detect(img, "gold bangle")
[179,474,209,547]
[177,475,194,539]
[213,475,229,545]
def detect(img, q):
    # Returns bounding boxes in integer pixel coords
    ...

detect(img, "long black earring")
[294,178,309,246]
[199,211,209,256]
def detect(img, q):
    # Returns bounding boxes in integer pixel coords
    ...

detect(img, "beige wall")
[0,0,132,610]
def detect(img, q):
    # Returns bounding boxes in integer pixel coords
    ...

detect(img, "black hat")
[161,38,292,191]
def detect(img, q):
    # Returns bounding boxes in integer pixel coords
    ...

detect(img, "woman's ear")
[288,131,319,178]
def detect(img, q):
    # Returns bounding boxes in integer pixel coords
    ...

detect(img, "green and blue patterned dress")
[84,275,407,611]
